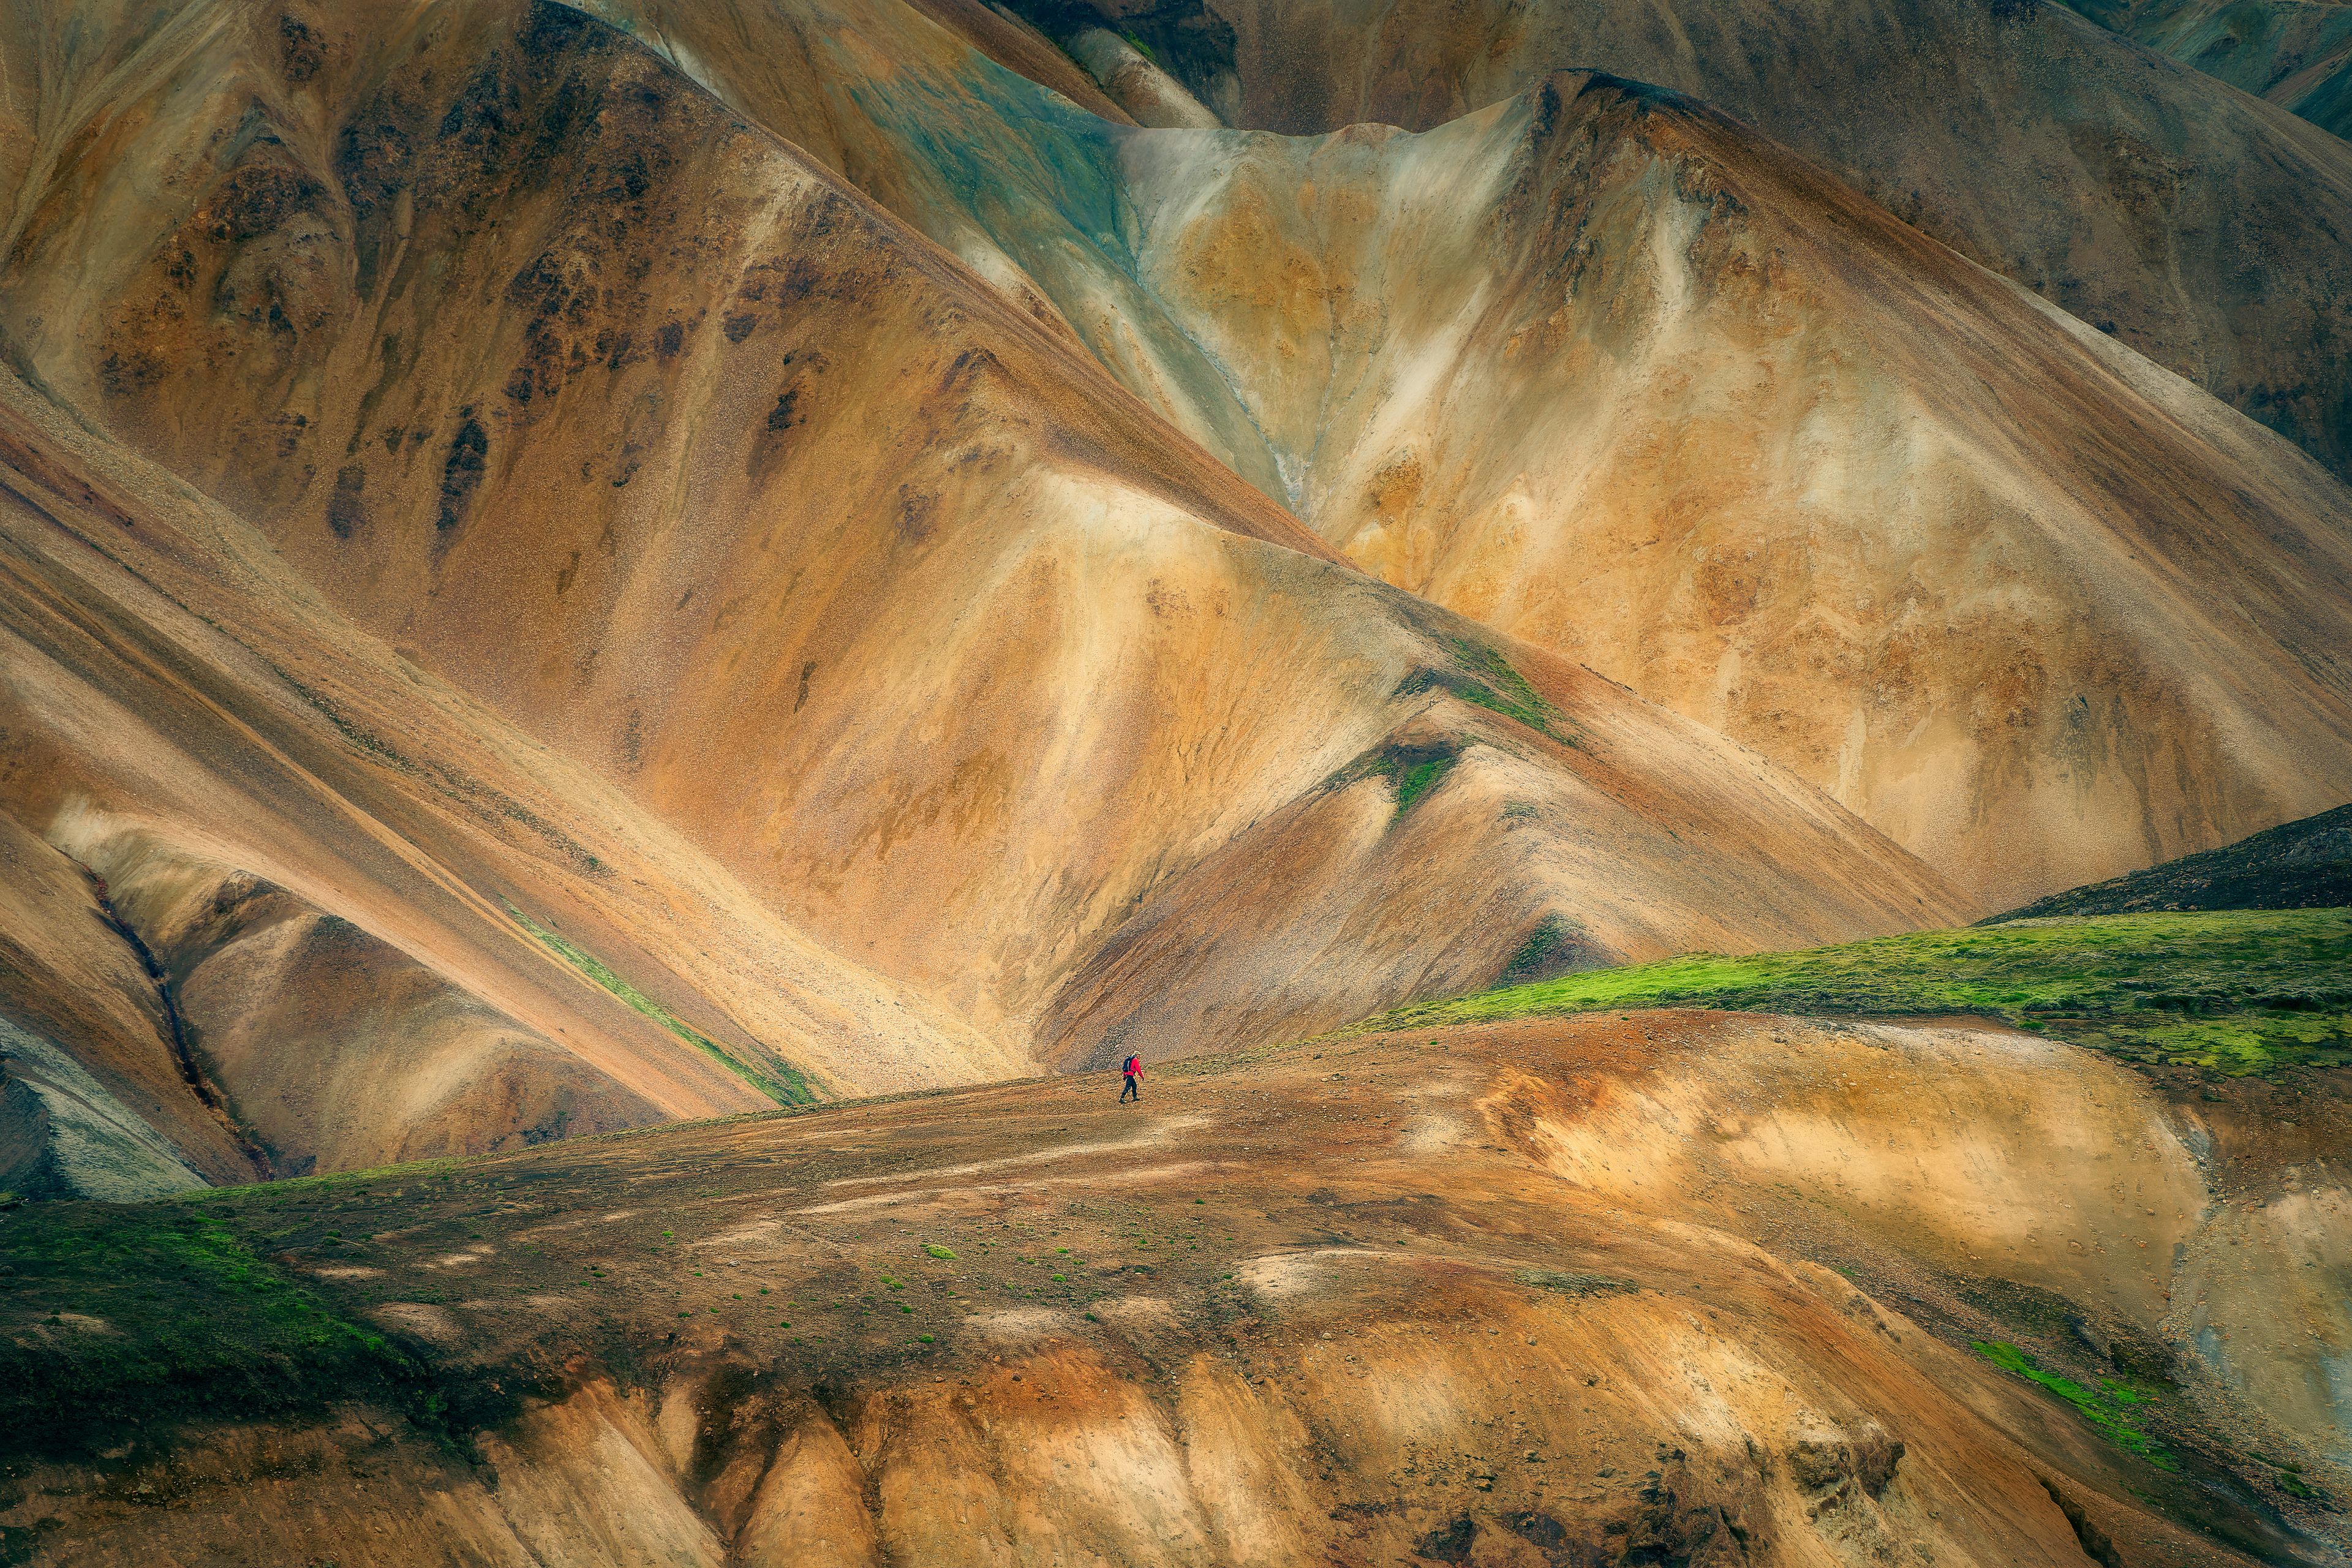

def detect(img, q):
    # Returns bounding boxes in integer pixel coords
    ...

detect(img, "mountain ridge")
[0,0,1966,1189]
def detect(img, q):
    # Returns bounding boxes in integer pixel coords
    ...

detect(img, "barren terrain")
[5,1009,2345,1564]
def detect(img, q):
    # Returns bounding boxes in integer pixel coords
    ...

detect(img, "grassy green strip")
[1446,637,1558,736]
[0,1203,430,1451]
[507,905,813,1104]
[1394,755,1453,812]
[1973,1340,2176,1469]
[1336,909,2351,1076]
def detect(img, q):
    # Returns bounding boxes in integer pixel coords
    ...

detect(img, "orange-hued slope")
[10,1012,2345,1564]
[511,0,2352,907]
[1112,77,2352,906]
[0,0,1961,1185]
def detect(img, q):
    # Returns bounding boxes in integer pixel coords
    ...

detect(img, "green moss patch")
[1344,741,1463,820]
[507,905,813,1104]
[1498,914,1592,987]
[1518,1269,1635,1297]
[1340,909,2352,1076]
[1394,755,1454,812]
[1395,637,1566,742]
[0,1201,458,1455]
[1974,1340,2176,1468]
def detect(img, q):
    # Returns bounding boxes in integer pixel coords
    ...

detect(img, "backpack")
[1123,1055,1140,1076]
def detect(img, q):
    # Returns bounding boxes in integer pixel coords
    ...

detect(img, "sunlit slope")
[524,2,2352,907]
[4,1011,2342,1562]
[0,0,1964,1137]
[0,368,1022,1186]
[1120,78,2352,906]
[1011,0,2352,483]
[1123,78,2351,905]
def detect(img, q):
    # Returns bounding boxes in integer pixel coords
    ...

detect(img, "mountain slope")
[1006,0,2352,484]
[1994,803,2352,918]
[529,2,2352,907]
[4,1011,2341,1563]
[2064,0,2352,139]
[1115,75,2352,905]
[0,0,1966,1180]
[0,367,1020,1188]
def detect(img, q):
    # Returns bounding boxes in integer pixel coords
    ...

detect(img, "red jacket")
[1122,1055,1140,1076]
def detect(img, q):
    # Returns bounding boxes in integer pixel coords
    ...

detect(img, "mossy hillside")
[0,1155,675,1455]
[1396,636,1567,741]
[0,1197,462,1455]
[1341,909,2352,1075]
[1497,913,1594,987]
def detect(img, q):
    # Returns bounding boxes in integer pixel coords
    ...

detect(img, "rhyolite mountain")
[0,0,1965,1192]
[461,0,2352,905]
[0,0,2348,1561]
[987,0,2352,482]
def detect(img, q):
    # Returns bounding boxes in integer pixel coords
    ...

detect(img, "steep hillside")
[0,368,1023,1194]
[0,1,1967,1184]
[1001,0,2352,484]
[2065,0,2352,139]
[1110,77,2352,905]
[1996,804,2352,919]
[3,1011,2342,1563]
[538,1,2352,905]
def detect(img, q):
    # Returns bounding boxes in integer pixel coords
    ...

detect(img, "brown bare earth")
[6,1011,2345,1564]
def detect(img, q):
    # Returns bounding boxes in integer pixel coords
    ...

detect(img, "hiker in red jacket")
[1118,1052,1142,1104]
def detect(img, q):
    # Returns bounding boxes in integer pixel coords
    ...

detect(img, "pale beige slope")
[0,0,1969,1079]
[1103,76,2352,906]
[1024,0,2352,484]
[0,806,256,1191]
[0,368,1022,1180]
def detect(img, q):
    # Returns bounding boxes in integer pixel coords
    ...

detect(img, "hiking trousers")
[1120,1074,1140,1102]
